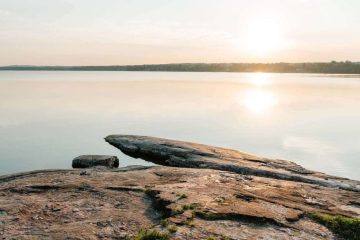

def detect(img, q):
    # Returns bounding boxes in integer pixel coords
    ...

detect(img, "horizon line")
[1,61,360,68]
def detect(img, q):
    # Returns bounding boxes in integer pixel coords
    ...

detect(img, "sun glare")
[242,20,286,56]
[241,89,278,114]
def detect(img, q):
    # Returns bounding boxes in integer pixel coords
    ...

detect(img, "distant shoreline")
[1,62,360,74]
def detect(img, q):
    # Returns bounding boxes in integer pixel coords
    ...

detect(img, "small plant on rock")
[183,219,196,227]
[132,229,171,240]
[160,219,169,228]
[309,213,360,240]
[182,203,198,211]
[167,225,178,233]
[176,193,188,200]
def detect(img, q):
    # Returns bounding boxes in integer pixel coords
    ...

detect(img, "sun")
[241,19,286,56]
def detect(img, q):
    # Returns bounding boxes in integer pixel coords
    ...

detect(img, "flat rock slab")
[72,155,119,168]
[105,135,360,192]
[1,166,359,239]
[0,136,359,239]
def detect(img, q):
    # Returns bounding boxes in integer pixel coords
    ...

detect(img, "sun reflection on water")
[242,89,278,114]
[248,72,271,86]
[239,73,278,114]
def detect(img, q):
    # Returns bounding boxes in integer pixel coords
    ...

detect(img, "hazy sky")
[0,0,359,65]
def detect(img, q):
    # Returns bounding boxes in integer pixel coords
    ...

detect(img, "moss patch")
[160,219,169,228]
[183,219,196,227]
[131,229,171,240]
[310,213,360,240]
[171,208,185,216]
[182,203,199,211]
[167,225,178,233]
[176,193,188,200]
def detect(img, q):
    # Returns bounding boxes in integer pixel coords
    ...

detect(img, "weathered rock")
[105,135,360,192]
[0,135,359,239]
[72,155,119,168]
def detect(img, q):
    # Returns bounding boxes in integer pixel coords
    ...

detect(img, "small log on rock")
[72,155,119,168]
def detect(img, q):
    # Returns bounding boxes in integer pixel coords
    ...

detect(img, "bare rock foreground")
[0,135,359,239]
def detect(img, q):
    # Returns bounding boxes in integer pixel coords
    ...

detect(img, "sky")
[0,0,359,65]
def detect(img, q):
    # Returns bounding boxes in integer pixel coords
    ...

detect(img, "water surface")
[0,71,359,180]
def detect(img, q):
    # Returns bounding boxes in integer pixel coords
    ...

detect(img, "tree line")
[1,62,360,73]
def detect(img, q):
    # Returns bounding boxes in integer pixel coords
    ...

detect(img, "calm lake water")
[0,71,359,180]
